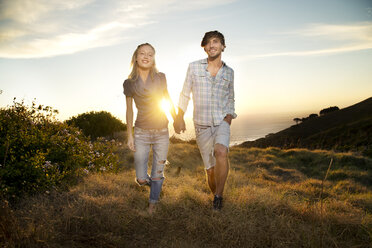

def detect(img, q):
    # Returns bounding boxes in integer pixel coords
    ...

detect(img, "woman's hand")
[127,134,135,151]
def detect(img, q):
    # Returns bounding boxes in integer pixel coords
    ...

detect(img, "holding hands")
[173,111,186,134]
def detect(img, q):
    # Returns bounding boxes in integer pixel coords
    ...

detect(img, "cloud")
[240,22,372,60]
[0,0,235,58]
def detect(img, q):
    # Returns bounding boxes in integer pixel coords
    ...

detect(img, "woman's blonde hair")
[128,43,158,80]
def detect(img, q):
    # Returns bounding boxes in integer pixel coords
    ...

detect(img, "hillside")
[240,97,372,156]
[1,144,371,247]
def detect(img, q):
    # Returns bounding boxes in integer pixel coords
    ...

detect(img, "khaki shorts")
[195,121,230,170]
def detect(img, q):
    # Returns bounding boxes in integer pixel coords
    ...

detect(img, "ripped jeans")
[134,127,169,204]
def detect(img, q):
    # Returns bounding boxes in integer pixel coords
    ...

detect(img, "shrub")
[66,111,126,140]
[0,99,120,200]
[169,135,196,145]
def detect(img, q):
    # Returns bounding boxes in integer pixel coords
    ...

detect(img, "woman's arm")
[125,96,135,151]
[164,89,177,121]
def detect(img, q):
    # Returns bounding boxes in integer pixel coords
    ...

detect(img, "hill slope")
[1,144,371,247]
[240,97,372,156]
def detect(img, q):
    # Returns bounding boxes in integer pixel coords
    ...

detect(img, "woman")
[123,43,176,214]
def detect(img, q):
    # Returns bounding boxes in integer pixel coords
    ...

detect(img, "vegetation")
[1,98,371,247]
[169,135,196,145]
[66,111,126,140]
[294,113,319,124]
[243,97,372,157]
[320,106,339,116]
[0,100,121,200]
[1,144,371,247]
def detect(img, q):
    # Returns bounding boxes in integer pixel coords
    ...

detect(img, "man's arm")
[226,70,237,124]
[174,64,192,134]
[223,114,233,125]
[178,64,193,115]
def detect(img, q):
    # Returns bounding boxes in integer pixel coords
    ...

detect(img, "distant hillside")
[240,97,372,157]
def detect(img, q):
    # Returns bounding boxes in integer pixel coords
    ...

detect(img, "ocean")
[169,113,295,146]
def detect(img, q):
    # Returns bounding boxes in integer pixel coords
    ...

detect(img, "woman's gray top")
[123,72,169,129]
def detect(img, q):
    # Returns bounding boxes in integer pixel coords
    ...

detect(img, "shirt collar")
[200,58,226,68]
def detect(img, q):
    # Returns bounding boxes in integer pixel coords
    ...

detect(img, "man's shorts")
[195,120,230,170]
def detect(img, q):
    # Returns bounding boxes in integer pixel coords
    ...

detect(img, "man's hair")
[201,30,225,47]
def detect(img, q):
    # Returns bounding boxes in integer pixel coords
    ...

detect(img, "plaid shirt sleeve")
[178,64,192,114]
[227,69,237,119]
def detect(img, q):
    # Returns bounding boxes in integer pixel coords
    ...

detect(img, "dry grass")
[1,145,371,247]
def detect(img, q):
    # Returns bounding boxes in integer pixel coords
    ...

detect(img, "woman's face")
[136,45,155,70]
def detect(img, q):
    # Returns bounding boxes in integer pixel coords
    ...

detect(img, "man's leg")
[214,143,229,197]
[195,125,216,194]
[206,167,216,194]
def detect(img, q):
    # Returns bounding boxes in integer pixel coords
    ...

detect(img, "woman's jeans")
[134,127,169,204]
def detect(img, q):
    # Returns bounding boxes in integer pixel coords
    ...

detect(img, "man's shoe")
[213,195,223,210]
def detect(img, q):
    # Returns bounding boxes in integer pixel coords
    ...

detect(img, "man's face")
[204,37,225,59]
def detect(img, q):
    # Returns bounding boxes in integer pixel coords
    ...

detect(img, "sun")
[160,98,172,120]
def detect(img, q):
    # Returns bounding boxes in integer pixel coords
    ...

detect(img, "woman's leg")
[134,128,151,185]
[149,129,169,204]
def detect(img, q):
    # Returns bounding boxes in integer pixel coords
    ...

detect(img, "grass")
[1,144,372,247]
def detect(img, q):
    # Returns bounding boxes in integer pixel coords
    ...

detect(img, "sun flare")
[160,98,173,121]
[160,99,171,113]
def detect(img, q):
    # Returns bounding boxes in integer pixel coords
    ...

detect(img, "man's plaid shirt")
[178,58,237,126]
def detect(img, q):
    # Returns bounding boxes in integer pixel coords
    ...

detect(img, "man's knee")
[206,167,214,176]
[214,144,228,158]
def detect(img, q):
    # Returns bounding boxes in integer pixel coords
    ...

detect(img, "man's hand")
[223,114,233,125]
[127,134,135,151]
[173,115,186,134]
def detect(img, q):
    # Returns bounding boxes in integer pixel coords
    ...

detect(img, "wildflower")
[83,169,89,174]
[88,162,95,169]
[43,161,53,171]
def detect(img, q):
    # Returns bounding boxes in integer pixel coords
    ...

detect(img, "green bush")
[66,111,126,140]
[0,99,120,200]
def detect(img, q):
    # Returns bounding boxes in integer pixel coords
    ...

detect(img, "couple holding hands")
[123,30,236,214]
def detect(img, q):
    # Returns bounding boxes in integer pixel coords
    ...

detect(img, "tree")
[309,113,318,119]
[66,111,126,140]
[320,106,339,116]
[293,118,301,125]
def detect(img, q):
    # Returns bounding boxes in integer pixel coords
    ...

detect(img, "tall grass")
[1,145,371,247]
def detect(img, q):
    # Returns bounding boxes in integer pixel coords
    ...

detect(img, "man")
[174,30,236,210]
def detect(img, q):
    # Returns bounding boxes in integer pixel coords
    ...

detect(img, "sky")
[1,0,372,141]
